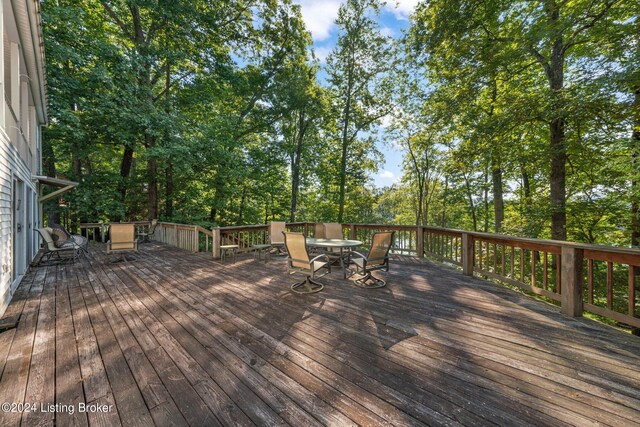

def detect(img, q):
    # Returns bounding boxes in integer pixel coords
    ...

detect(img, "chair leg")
[353,272,386,288]
[291,277,324,294]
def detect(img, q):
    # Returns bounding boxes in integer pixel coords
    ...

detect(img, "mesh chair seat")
[351,231,395,288]
[283,231,330,294]
[107,223,138,261]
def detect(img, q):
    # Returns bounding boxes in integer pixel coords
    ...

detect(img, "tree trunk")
[492,163,504,232]
[631,86,640,246]
[146,135,158,220]
[406,136,425,226]
[549,113,567,240]
[483,166,489,232]
[547,3,567,240]
[338,102,350,223]
[290,111,307,222]
[462,171,477,231]
[163,62,173,220]
[238,187,247,224]
[165,162,173,218]
[117,145,134,220]
[488,80,504,232]
[441,176,448,227]
[338,64,354,223]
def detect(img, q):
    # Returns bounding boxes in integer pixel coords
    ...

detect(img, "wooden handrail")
[80,220,640,330]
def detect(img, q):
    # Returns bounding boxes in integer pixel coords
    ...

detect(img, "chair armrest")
[350,251,367,260]
[309,254,330,264]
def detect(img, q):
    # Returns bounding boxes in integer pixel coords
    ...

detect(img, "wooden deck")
[1,243,640,427]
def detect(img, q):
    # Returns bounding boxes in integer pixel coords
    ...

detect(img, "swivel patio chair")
[314,223,325,238]
[282,231,331,294]
[107,223,138,262]
[320,222,348,263]
[322,223,343,239]
[137,219,158,242]
[350,231,395,288]
[269,221,287,255]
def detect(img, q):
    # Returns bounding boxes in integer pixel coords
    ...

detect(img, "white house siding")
[0,126,38,315]
[0,0,47,317]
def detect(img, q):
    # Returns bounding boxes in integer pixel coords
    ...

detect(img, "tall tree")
[326,0,392,222]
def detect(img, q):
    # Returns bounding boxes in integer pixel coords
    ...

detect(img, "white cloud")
[313,46,333,63]
[380,26,395,38]
[386,0,421,20]
[293,0,342,41]
[377,170,401,186]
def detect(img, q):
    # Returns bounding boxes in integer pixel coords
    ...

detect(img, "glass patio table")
[305,238,362,279]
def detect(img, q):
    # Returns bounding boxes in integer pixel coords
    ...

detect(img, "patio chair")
[320,223,348,262]
[322,223,343,239]
[137,219,158,242]
[107,223,138,261]
[314,223,325,238]
[269,221,287,255]
[35,227,80,263]
[49,224,88,250]
[282,231,331,294]
[350,231,395,288]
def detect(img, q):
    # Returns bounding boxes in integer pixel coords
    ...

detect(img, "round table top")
[306,238,362,248]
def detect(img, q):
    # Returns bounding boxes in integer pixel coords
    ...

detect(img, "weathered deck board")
[1,242,640,426]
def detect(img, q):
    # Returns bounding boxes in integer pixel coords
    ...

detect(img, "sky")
[292,0,421,188]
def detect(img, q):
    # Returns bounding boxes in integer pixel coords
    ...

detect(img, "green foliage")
[41,0,640,248]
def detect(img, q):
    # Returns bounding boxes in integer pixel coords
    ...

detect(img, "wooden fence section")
[80,221,640,329]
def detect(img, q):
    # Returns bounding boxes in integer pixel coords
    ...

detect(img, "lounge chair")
[107,223,138,261]
[282,231,331,294]
[350,231,395,288]
[35,227,81,263]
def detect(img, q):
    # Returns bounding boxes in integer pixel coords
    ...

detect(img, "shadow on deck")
[1,242,640,426]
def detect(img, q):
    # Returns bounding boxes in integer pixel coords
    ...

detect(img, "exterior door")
[12,178,25,281]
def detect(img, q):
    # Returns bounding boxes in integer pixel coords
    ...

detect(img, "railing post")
[212,227,220,259]
[193,225,198,252]
[462,233,474,276]
[561,247,584,317]
[416,226,424,259]
[350,224,357,240]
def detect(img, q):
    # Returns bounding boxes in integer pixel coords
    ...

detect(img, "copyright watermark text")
[1,402,113,415]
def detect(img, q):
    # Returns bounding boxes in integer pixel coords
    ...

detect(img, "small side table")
[220,244,239,263]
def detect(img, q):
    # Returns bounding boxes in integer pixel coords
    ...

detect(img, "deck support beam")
[417,227,424,258]
[561,247,584,317]
[212,227,220,259]
[462,233,474,276]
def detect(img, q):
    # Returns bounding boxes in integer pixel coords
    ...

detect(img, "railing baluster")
[531,250,536,288]
[628,265,636,317]
[607,261,614,310]
[588,259,594,304]
[543,252,548,290]
[493,243,497,273]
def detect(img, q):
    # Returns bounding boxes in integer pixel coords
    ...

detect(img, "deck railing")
[79,220,640,329]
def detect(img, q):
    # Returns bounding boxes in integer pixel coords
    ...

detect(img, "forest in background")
[42,0,638,247]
